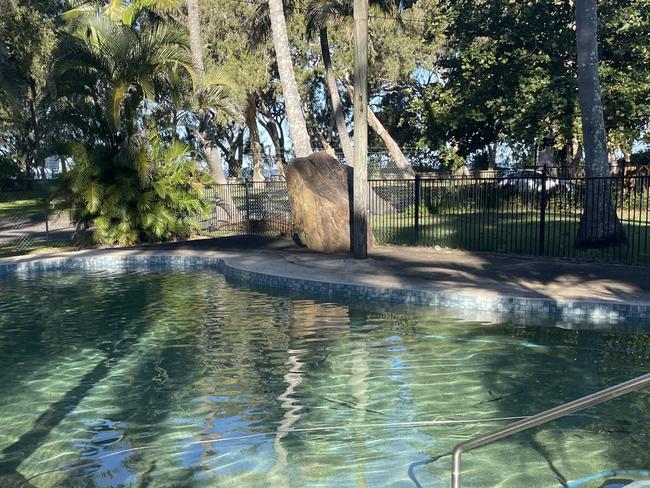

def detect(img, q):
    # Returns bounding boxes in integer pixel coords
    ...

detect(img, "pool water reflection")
[0,270,649,487]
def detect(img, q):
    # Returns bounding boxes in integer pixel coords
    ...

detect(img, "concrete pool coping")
[1,237,649,323]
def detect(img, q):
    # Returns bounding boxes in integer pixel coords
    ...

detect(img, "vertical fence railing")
[414,174,421,244]
[538,167,547,256]
[199,173,649,265]
[199,180,292,238]
[369,173,650,266]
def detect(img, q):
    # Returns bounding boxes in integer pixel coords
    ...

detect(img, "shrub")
[57,136,209,246]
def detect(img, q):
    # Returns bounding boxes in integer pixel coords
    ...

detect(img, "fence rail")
[3,173,650,265]
[198,181,292,238]
[370,171,650,265]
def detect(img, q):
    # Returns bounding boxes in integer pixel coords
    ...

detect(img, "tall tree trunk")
[487,143,497,170]
[575,0,624,246]
[561,138,582,177]
[260,118,287,178]
[186,0,216,182]
[205,146,227,184]
[344,82,415,178]
[267,0,313,158]
[218,129,245,179]
[186,1,242,223]
[26,80,40,180]
[366,109,415,178]
[246,93,265,181]
[186,0,204,76]
[320,27,354,166]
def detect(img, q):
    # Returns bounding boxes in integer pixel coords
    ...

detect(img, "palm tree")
[574,0,624,245]
[183,0,250,188]
[267,0,313,158]
[305,0,414,176]
[183,0,226,183]
[319,25,354,165]
[186,0,205,75]
[57,15,195,138]
[246,93,266,180]
[53,2,210,245]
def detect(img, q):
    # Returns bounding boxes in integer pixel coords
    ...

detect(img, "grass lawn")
[0,190,83,257]
[0,242,80,258]
[0,198,47,221]
[372,210,650,265]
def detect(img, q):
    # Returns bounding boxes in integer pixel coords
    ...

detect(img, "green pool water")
[0,270,649,488]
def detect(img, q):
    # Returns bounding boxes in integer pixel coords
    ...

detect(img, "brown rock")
[287,152,372,253]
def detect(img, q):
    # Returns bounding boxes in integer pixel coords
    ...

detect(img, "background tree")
[267,0,313,158]
[0,0,61,179]
[575,0,624,245]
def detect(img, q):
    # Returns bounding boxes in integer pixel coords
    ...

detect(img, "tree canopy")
[0,0,648,244]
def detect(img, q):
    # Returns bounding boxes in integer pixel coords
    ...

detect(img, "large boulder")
[287,152,372,253]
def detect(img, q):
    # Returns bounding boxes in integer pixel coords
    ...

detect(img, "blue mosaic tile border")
[0,254,648,323]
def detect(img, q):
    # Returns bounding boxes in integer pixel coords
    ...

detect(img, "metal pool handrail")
[451,372,650,488]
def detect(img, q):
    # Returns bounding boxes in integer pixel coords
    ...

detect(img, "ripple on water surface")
[0,270,649,488]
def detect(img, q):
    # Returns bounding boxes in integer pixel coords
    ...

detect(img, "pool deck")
[1,236,650,322]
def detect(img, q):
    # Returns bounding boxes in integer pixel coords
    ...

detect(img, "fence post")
[414,173,421,244]
[538,165,547,256]
[244,179,251,235]
[43,197,50,242]
[620,160,626,215]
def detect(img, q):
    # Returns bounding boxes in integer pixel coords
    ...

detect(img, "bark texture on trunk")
[366,109,415,178]
[320,27,354,166]
[26,80,40,179]
[487,143,497,170]
[564,138,582,177]
[260,118,287,178]
[205,146,227,184]
[186,0,205,76]
[246,93,265,181]
[344,83,414,178]
[205,146,244,222]
[185,0,244,223]
[267,0,313,158]
[575,0,624,245]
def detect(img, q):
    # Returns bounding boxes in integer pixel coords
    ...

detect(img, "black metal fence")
[198,181,292,238]
[371,172,650,265]
[4,173,650,266]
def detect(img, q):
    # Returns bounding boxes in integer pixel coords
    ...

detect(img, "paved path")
[2,236,650,321]
[146,236,650,305]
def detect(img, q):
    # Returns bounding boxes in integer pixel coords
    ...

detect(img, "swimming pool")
[0,268,649,487]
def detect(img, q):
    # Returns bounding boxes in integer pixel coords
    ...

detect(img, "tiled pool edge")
[0,253,647,322]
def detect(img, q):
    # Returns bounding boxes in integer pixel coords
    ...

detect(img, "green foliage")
[384,0,650,167]
[0,157,22,179]
[629,151,650,166]
[45,1,217,246]
[58,136,209,246]
[0,0,61,177]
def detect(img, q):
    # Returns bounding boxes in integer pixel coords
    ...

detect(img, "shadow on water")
[4,252,650,488]
[41,272,358,487]
[0,274,154,486]
[451,321,650,487]
[48,272,228,487]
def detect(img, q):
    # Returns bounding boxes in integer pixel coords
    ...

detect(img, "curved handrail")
[451,372,650,488]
